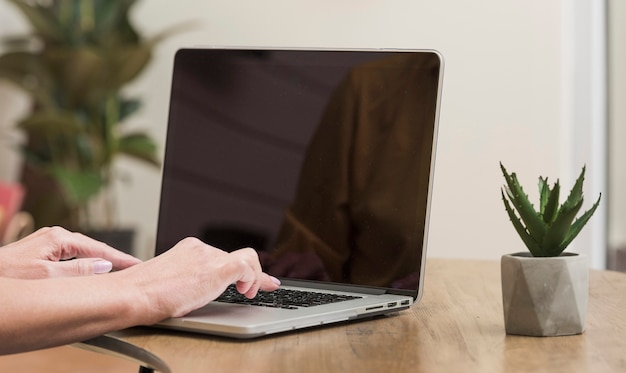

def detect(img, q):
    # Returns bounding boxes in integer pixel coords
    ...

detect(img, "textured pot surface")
[501,252,588,337]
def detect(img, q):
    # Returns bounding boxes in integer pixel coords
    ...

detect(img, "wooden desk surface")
[1,259,624,372]
[110,259,626,372]
[0,345,139,373]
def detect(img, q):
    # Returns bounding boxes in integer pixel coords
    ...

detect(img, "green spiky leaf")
[560,193,602,250]
[540,197,583,256]
[501,189,543,256]
[500,163,546,242]
[541,179,560,225]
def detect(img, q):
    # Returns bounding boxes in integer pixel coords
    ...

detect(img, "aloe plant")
[500,163,601,257]
[0,0,187,229]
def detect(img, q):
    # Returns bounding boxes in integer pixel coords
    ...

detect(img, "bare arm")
[0,272,143,354]
[0,233,279,355]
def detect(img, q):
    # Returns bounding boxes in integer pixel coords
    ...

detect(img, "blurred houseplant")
[0,0,181,248]
[499,163,601,336]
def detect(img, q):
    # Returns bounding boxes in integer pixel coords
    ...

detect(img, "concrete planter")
[501,252,588,337]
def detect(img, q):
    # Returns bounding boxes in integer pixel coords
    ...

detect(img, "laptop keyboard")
[216,284,363,310]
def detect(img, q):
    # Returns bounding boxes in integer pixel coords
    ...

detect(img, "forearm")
[0,237,280,355]
[0,272,149,355]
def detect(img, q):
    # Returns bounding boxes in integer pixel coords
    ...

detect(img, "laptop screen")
[156,48,442,296]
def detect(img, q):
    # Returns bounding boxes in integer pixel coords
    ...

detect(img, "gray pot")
[501,252,588,337]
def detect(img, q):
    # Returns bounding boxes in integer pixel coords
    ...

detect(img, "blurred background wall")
[0,0,616,269]
[608,0,626,270]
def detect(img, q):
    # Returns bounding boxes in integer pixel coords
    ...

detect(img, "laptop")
[153,47,444,338]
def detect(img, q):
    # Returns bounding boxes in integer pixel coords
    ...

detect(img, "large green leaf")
[0,35,35,50]
[93,1,127,35]
[103,19,197,87]
[18,111,103,170]
[18,111,83,137]
[6,0,64,42]
[118,98,141,122]
[49,166,103,204]
[55,47,109,106]
[107,45,152,89]
[0,51,56,109]
[118,132,160,167]
[93,0,139,44]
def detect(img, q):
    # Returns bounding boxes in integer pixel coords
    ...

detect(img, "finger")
[234,259,259,298]
[241,273,281,298]
[260,273,281,291]
[48,258,114,277]
[228,248,265,298]
[236,254,281,297]
[56,231,142,269]
[25,227,142,270]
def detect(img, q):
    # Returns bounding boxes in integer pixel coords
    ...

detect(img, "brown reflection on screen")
[261,53,439,289]
[156,49,440,291]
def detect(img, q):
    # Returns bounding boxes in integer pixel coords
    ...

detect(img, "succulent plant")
[500,163,601,257]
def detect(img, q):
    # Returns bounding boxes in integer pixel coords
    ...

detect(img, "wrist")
[109,264,170,326]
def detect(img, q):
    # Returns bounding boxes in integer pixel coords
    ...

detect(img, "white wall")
[608,0,626,258]
[125,0,569,261]
[0,3,29,182]
[0,1,606,266]
[609,0,626,243]
[561,0,607,269]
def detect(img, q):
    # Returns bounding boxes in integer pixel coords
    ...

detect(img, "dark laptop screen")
[156,48,442,293]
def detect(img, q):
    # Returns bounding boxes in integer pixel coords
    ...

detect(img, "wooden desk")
[1,259,624,372]
[110,259,626,372]
[0,345,139,373]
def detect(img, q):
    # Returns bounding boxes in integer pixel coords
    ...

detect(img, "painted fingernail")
[270,276,281,286]
[93,260,113,274]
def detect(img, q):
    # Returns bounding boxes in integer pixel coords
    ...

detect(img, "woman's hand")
[123,237,281,320]
[0,226,142,279]
[0,228,279,354]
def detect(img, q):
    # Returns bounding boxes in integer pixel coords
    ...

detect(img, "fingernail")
[270,276,281,286]
[93,260,113,274]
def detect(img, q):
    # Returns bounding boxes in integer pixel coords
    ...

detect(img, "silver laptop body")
[153,47,444,338]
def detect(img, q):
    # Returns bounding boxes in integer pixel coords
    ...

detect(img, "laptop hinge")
[279,279,387,295]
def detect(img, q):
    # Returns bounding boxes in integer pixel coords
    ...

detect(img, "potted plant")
[0,0,183,251]
[499,162,601,336]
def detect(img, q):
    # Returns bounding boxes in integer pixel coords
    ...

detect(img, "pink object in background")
[0,181,25,240]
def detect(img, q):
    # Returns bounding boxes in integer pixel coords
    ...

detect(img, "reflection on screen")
[156,49,441,292]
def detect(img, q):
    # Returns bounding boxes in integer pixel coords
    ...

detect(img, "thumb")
[51,258,113,277]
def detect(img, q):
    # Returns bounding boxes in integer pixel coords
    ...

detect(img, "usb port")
[401,300,410,306]
[387,302,397,307]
